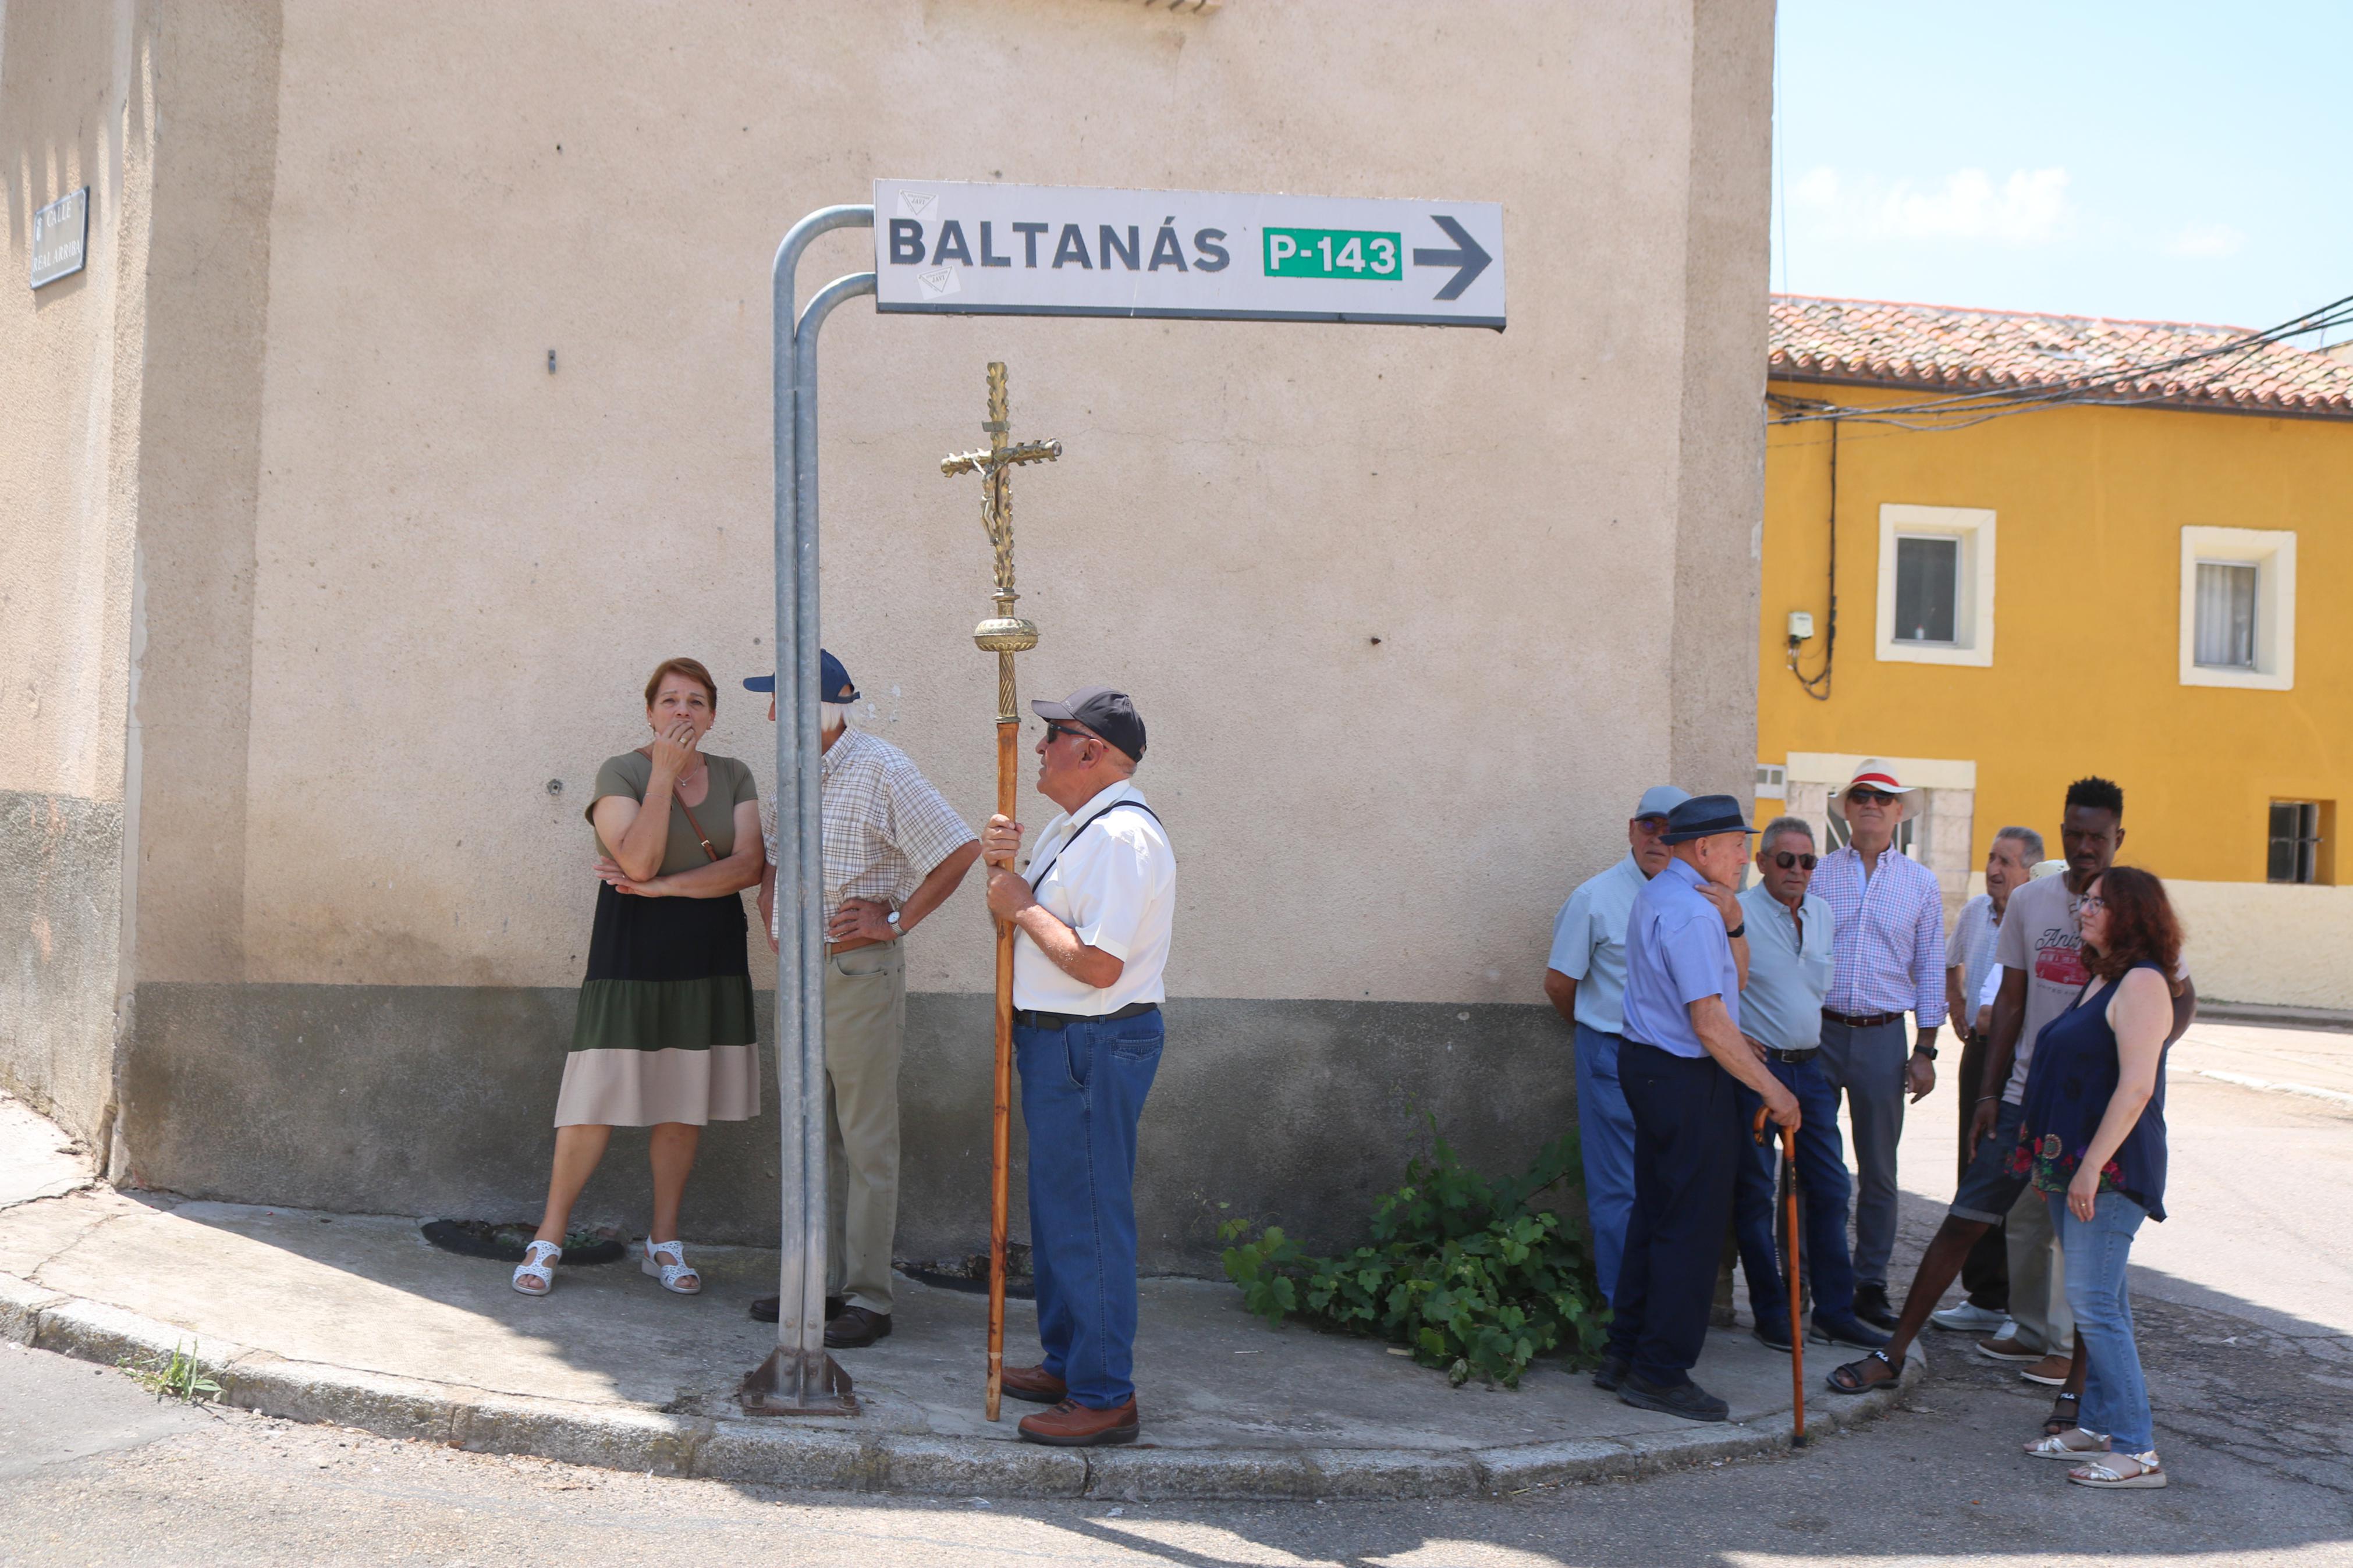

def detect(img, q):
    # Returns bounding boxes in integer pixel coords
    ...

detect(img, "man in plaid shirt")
[748,650,980,1346]
[1809,759,1947,1329]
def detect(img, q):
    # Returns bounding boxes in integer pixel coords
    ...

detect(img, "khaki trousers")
[2003,1178,2075,1354]
[824,942,906,1315]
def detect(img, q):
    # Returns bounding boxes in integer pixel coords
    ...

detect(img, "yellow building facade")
[1757,297,2353,1009]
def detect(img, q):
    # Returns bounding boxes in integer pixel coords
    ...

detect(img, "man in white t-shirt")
[980,686,1174,1449]
[1969,778,2194,1386]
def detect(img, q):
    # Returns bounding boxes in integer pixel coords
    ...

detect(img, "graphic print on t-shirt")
[2033,920,2089,987]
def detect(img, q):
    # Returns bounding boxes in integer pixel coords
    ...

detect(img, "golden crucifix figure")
[940,362,1060,1422]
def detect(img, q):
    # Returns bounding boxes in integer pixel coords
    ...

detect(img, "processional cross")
[939,362,1060,1422]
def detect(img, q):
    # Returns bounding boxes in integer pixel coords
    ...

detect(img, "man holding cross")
[980,686,1175,1448]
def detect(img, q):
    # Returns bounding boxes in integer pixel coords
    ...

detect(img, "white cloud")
[1790,165,2071,247]
[2166,222,2246,258]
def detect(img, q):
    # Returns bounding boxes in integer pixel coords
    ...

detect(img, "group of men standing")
[1546,762,2194,1420]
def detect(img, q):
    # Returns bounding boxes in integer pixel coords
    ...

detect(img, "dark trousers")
[1016,1010,1163,1410]
[1607,1041,1739,1388]
[1953,1029,2009,1311]
[1731,1054,1858,1325]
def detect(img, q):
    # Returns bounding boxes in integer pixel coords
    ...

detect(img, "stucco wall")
[73,1,1776,1265]
[0,0,150,1139]
[2167,880,2353,1012]
[1758,382,2353,890]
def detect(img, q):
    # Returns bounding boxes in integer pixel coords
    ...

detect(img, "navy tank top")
[2012,961,2170,1222]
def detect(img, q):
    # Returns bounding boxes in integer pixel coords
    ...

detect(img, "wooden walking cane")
[942,363,1062,1421]
[1754,1106,1807,1445]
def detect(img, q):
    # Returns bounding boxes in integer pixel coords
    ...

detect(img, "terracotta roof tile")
[1769,295,2353,419]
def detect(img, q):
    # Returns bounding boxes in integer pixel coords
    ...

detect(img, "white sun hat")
[1835,759,1917,798]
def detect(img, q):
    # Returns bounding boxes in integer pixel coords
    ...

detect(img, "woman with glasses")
[2014,866,2181,1488]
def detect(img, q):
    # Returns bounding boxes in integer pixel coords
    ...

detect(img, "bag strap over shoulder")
[1026,799,1169,890]
[636,747,722,863]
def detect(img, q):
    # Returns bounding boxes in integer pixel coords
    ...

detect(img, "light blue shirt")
[1621,859,1742,1059]
[1736,881,1834,1053]
[1547,854,1650,1036]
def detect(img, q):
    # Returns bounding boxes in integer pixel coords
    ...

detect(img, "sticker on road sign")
[874,179,1503,330]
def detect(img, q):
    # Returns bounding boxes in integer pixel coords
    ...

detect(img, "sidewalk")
[0,1095,1914,1500]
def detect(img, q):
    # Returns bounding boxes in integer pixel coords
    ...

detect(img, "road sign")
[31,188,88,289]
[874,180,1503,330]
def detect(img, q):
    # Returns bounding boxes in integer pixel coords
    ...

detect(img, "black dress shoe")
[749,1294,845,1324]
[1752,1317,1794,1353]
[1591,1351,1631,1392]
[1811,1312,1893,1350]
[824,1304,892,1348]
[1851,1285,1900,1331]
[1617,1371,1730,1423]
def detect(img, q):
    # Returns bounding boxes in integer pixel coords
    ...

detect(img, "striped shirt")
[1811,843,1948,1026]
[760,726,975,937]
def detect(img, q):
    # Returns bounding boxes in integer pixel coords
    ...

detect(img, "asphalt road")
[3,1065,2348,1567]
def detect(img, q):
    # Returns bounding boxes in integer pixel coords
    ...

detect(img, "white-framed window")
[1755,763,1787,799]
[1876,504,1995,667]
[2180,526,2295,690]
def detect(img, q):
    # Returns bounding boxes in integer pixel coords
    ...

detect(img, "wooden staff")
[942,362,1061,1421]
[1755,1105,1806,1445]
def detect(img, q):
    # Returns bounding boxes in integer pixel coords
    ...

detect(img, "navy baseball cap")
[743,649,858,703]
[1660,793,1755,844]
[1032,686,1145,763]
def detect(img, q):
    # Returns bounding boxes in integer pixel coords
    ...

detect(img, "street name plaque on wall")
[874,179,1504,330]
[31,187,88,289]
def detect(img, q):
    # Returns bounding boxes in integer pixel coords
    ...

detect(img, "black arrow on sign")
[1411,215,1492,301]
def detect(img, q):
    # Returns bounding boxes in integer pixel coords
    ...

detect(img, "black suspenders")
[1025,800,1169,891]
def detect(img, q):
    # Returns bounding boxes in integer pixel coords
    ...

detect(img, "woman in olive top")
[512,657,765,1299]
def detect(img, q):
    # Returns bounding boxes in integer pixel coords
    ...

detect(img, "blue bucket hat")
[743,649,858,703]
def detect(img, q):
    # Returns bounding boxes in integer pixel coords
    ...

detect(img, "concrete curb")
[0,1269,1922,1499]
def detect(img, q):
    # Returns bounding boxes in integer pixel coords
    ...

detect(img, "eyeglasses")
[1042,723,1096,747]
[1845,788,1893,806]
[2079,895,2107,911]
[1770,851,1819,870]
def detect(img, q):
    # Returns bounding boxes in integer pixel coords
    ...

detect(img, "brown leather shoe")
[999,1363,1068,1405]
[1017,1397,1139,1447]
[823,1304,892,1348]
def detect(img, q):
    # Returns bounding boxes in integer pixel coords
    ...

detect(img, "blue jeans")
[2049,1189,2152,1450]
[1016,1010,1163,1410]
[1731,1054,1858,1324]
[1573,1023,1638,1303]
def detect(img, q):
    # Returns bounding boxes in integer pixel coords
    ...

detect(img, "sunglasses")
[1042,723,1096,746]
[1846,788,1894,806]
[1770,851,1819,870]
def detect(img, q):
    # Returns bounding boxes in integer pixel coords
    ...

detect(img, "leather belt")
[1766,1047,1819,1064]
[1013,1001,1160,1031]
[826,935,890,957]
[1822,1008,1902,1029]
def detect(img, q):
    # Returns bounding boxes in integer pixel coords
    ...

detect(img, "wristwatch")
[1913,1041,1939,1061]
[886,909,903,939]
[1726,922,1745,940]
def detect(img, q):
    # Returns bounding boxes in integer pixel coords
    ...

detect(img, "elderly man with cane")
[1593,794,1800,1422]
[1729,817,1890,1353]
[981,686,1175,1448]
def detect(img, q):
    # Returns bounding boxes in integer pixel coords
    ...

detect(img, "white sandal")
[2070,1450,2166,1488]
[641,1238,701,1296]
[512,1239,561,1296]
[2025,1427,2109,1459]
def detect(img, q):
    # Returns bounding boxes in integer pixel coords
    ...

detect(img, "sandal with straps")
[1826,1348,1899,1395]
[641,1238,701,1296]
[512,1239,561,1297]
[2043,1390,2082,1437]
[2070,1450,2166,1489]
[2025,1427,2109,1459]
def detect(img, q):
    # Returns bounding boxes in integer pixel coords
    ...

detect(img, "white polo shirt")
[1014,780,1174,1015]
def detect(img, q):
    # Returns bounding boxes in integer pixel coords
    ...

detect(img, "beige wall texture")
[10,0,1777,1262]
[2169,881,2353,1012]
[230,0,1765,1002]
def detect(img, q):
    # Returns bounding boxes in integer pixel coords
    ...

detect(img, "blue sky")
[1772,2,2352,342]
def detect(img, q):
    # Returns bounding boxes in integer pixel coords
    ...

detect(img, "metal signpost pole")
[743,207,873,1417]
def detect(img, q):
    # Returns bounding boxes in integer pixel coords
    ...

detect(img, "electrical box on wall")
[1787,611,1815,642]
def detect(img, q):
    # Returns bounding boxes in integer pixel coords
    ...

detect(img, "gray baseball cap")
[1634,785,1691,820]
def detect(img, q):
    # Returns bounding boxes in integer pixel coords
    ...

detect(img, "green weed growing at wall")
[1219,1124,1608,1388]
